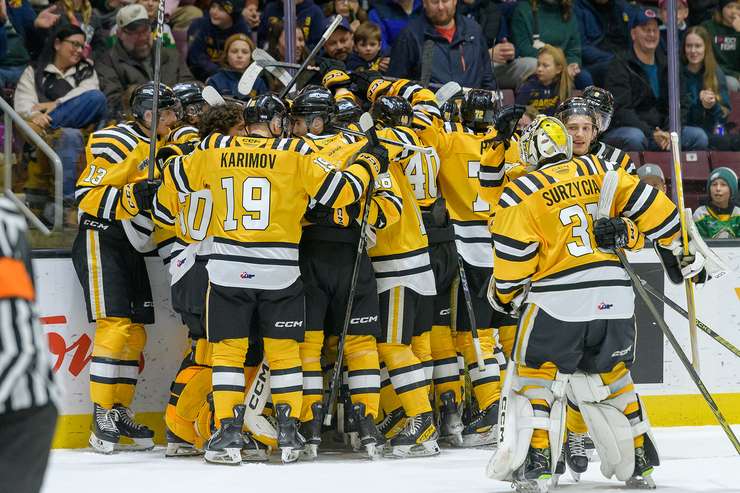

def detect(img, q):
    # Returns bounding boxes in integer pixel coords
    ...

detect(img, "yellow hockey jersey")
[161,133,375,290]
[592,141,637,175]
[492,155,680,322]
[168,125,200,145]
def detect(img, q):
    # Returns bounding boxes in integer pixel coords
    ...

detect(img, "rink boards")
[31,246,740,448]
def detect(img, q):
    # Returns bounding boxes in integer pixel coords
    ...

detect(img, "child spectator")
[693,167,740,238]
[658,0,689,53]
[516,44,572,116]
[324,0,367,32]
[637,163,667,193]
[108,0,177,48]
[187,0,251,81]
[206,32,267,99]
[346,21,388,71]
[701,0,740,92]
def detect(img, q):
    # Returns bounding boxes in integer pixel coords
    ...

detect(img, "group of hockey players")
[70,61,719,492]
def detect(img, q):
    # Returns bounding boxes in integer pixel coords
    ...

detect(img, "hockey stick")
[330,124,435,155]
[323,113,378,426]
[251,49,302,88]
[280,15,343,98]
[598,170,740,455]
[434,81,462,107]
[202,86,226,106]
[420,40,435,88]
[638,277,740,358]
[670,131,700,371]
[237,61,267,96]
[457,256,486,371]
[147,0,166,183]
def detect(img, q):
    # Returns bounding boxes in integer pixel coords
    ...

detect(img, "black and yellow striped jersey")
[168,125,200,145]
[368,126,435,295]
[591,141,637,175]
[160,133,375,290]
[492,155,680,321]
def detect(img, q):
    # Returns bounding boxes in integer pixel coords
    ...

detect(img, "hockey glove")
[593,217,641,250]
[122,180,160,215]
[350,71,388,102]
[355,142,389,177]
[322,69,352,93]
[493,104,527,149]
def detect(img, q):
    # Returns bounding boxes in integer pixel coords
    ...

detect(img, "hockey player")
[161,92,389,465]
[582,86,637,175]
[72,82,180,453]
[289,86,396,458]
[486,115,706,491]
[170,81,207,143]
[365,95,440,458]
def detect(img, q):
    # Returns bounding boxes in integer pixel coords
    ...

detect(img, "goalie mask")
[519,115,572,169]
[582,86,614,134]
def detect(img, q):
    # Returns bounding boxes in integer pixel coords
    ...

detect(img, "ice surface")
[42,426,740,493]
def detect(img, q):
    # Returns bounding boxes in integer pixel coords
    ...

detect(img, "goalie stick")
[147,0,166,182]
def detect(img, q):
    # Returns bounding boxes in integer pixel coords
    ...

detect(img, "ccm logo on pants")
[275,321,303,328]
[351,316,378,324]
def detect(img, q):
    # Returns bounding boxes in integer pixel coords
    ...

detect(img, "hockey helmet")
[582,86,614,133]
[334,97,363,125]
[173,81,206,112]
[459,89,499,130]
[243,93,287,124]
[555,96,599,130]
[440,98,461,123]
[290,85,336,120]
[130,82,180,123]
[519,115,572,168]
[370,96,413,128]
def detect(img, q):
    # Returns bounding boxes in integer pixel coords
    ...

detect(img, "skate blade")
[585,446,596,462]
[569,471,581,483]
[115,437,154,451]
[440,433,464,448]
[298,444,318,461]
[204,448,242,465]
[391,440,441,458]
[626,474,656,489]
[165,443,203,457]
[514,477,551,493]
[89,434,116,454]
[461,429,497,448]
[281,447,302,463]
[348,432,361,452]
[364,442,383,460]
[241,448,271,462]
[549,474,561,488]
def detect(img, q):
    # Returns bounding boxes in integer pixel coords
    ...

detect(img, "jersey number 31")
[559,203,597,257]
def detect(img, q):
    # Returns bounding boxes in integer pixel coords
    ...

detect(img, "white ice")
[42,426,740,493]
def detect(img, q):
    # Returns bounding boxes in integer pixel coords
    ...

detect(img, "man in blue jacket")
[368,0,422,54]
[259,0,326,48]
[388,0,495,90]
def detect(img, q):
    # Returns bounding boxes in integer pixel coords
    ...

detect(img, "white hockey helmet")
[519,115,573,169]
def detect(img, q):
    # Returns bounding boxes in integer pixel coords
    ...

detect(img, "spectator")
[516,44,572,115]
[266,19,311,91]
[693,167,740,238]
[322,17,353,66]
[517,104,538,131]
[658,0,689,54]
[170,0,203,31]
[346,21,389,71]
[187,0,251,81]
[108,0,177,49]
[14,25,106,206]
[388,0,495,90]
[701,0,740,92]
[242,0,260,36]
[603,8,708,150]
[206,32,267,98]
[259,0,325,48]
[324,0,367,32]
[96,4,193,118]
[637,163,667,193]
[0,0,59,89]
[37,0,106,60]
[368,0,421,53]
[511,0,593,89]
[682,26,737,150]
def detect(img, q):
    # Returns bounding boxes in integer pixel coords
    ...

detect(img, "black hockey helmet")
[243,93,288,124]
[130,82,180,123]
[172,81,205,108]
[334,97,362,125]
[290,85,336,120]
[440,98,460,123]
[459,89,500,131]
[370,95,413,128]
[582,86,614,133]
[555,96,599,130]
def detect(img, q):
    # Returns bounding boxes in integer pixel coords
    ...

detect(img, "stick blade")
[434,81,462,106]
[251,48,273,62]
[597,170,619,220]
[359,113,374,133]
[238,63,264,95]
[202,85,225,107]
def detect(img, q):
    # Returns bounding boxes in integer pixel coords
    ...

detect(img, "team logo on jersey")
[597,302,614,311]
[312,157,336,173]
[241,272,255,279]
[176,258,187,267]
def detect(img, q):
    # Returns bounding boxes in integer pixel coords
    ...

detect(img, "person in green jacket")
[510,0,593,88]
[693,167,740,239]
[701,0,740,92]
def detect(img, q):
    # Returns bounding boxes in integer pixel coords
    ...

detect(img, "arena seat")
[709,151,740,175]
[628,152,642,168]
[641,152,672,181]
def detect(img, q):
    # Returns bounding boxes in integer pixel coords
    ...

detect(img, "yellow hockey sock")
[456,329,500,409]
[430,325,462,406]
[377,342,432,417]
[344,335,381,418]
[114,323,146,407]
[497,323,517,360]
[519,363,558,450]
[411,330,433,398]
[211,338,249,424]
[264,337,303,419]
[566,401,589,434]
[299,330,325,422]
[89,317,137,409]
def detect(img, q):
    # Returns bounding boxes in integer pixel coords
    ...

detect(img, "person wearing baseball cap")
[693,167,740,239]
[602,6,708,152]
[637,163,667,193]
[186,0,251,81]
[701,0,740,92]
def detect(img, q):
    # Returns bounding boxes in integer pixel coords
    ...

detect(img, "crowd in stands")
[0,0,738,227]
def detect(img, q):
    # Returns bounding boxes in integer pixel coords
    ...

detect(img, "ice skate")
[626,447,657,489]
[390,412,440,458]
[241,432,271,462]
[512,447,551,493]
[112,404,154,451]
[204,405,246,465]
[276,403,305,463]
[584,434,596,461]
[565,430,588,481]
[353,403,386,459]
[299,402,323,460]
[550,449,566,488]
[377,407,406,440]
[165,427,202,457]
[461,401,498,447]
[89,403,119,454]
[438,390,463,447]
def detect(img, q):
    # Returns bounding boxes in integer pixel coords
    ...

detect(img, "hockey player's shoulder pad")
[197,133,234,150]
[442,121,470,134]
[497,171,551,209]
[88,123,142,165]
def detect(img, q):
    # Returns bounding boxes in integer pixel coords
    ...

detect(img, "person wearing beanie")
[701,0,740,92]
[637,163,667,193]
[693,167,740,238]
[205,33,268,99]
[186,0,251,81]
